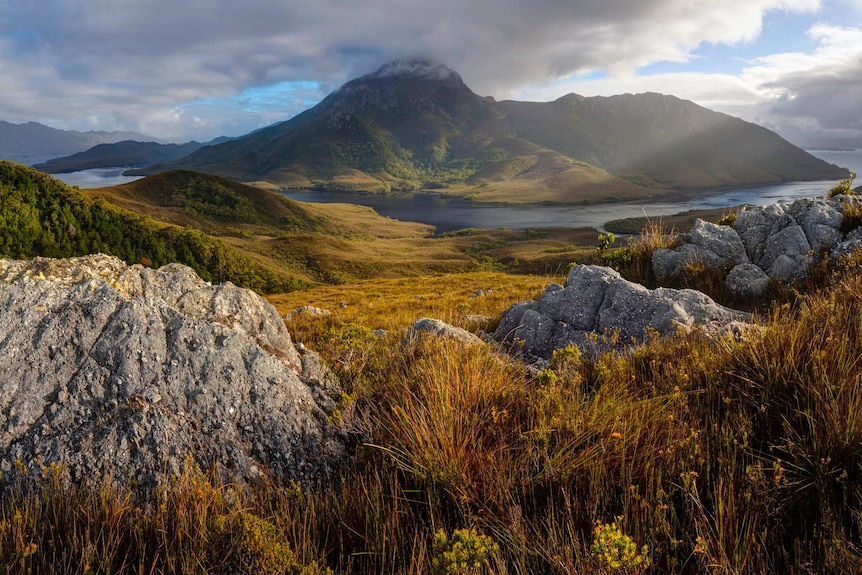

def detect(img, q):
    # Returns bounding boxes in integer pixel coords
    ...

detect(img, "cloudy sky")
[1,0,860,146]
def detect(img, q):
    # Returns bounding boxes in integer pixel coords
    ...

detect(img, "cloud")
[0,0,828,140]
[741,25,862,142]
[514,22,862,146]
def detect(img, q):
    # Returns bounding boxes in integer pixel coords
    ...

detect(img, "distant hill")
[136,59,849,201]
[96,169,336,237]
[0,161,304,293]
[0,121,151,165]
[32,140,206,173]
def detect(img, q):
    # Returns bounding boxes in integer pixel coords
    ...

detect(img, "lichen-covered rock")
[725,263,771,298]
[495,265,746,359]
[652,219,748,279]
[833,227,862,258]
[653,196,862,296]
[0,254,345,488]
[758,220,812,281]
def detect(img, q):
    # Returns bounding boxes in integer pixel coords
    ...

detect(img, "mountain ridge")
[135,59,849,200]
[0,121,154,165]
[32,140,207,173]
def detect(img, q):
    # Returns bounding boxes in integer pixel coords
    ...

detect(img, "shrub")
[827,172,856,198]
[432,528,500,575]
[590,519,650,574]
[213,512,331,575]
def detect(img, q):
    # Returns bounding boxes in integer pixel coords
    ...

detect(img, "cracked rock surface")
[0,254,345,488]
[495,265,746,359]
[654,196,862,296]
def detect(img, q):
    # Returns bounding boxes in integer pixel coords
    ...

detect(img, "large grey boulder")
[758,219,812,282]
[0,254,345,488]
[790,199,844,252]
[495,265,746,359]
[735,203,788,263]
[737,197,847,276]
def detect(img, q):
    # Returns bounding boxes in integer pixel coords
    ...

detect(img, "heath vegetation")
[3,218,862,573]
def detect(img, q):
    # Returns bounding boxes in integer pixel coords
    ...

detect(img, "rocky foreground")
[0,254,345,488]
[496,194,862,359]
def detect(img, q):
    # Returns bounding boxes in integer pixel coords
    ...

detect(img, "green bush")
[827,172,856,198]
[432,528,499,575]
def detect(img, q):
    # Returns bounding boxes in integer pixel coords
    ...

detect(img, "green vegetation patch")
[0,161,304,293]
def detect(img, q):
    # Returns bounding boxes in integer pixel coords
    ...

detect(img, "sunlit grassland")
[89,173,598,286]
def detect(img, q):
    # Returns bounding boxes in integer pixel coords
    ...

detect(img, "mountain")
[498,93,844,188]
[0,121,152,165]
[32,140,208,173]
[137,59,848,201]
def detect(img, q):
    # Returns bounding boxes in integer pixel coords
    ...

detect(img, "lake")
[282,149,860,233]
[52,148,860,233]
[282,179,843,234]
[53,167,144,188]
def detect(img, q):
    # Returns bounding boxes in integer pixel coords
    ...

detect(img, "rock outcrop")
[653,196,862,297]
[495,265,746,359]
[0,254,345,488]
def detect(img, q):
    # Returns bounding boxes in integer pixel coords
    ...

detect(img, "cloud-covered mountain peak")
[367,59,463,83]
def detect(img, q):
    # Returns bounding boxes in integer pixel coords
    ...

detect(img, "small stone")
[406,318,483,345]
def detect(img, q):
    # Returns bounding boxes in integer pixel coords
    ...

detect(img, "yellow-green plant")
[827,172,856,198]
[590,519,650,574]
[213,512,331,575]
[432,528,500,575]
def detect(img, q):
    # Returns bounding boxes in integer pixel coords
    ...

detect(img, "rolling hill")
[0,161,305,293]
[135,59,848,202]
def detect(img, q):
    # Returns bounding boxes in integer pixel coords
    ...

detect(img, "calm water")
[282,179,842,234]
[53,168,143,188]
[52,149,860,233]
[282,149,860,233]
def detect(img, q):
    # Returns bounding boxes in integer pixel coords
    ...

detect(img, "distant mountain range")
[32,139,229,173]
[132,59,847,202]
[0,121,153,165]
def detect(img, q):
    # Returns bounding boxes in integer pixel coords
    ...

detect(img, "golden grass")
[88,177,599,288]
[268,270,554,341]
